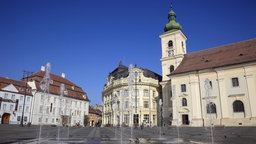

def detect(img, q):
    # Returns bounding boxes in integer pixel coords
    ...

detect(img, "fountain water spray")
[120,89,125,144]
[172,85,181,143]
[38,62,51,143]
[58,83,65,141]
[204,78,214,144]
[128,64,135,139]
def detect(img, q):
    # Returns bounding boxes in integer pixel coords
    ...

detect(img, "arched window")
[168,40,173,47]
[170,65,174,73]
[233,100,244,112]
[206,102,216,114]
[182,98,187,106]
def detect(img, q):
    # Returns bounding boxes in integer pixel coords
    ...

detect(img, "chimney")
[41,66,45,71]
[61,72,65,78]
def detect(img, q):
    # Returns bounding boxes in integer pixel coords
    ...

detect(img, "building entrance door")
[2,113,10,124]
[182,114,189,125]
[133,114,139,127]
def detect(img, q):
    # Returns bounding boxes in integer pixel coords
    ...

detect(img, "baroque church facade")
[160,7,256,126]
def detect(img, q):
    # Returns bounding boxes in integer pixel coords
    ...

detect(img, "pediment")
[179,93,188,97]
[179,108,189,113]
[2,84,18,93]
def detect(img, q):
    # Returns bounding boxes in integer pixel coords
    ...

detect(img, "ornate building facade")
[102,62,162,127]
[160,6,256,126]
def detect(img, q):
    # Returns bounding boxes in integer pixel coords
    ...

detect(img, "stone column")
[190,74,203,126]
[245,67,256,118]
[217,71,229,123]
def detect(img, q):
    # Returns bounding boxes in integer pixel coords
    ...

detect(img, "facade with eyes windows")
[0,77,33,125]
[160,6,256,126]
[102,62,162,127]
[25,66,90,126]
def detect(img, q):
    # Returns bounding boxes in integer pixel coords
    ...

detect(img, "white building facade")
[0,77,33,125]
[160,6,256,126]
[26,67,90,126]
[102,62,162,127]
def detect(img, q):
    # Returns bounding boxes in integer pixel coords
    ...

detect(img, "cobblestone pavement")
[0,125,256,143]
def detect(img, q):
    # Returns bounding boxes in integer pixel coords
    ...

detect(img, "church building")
[160,6,256,126]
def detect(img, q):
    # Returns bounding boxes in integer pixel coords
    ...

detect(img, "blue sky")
[1,0,256,105]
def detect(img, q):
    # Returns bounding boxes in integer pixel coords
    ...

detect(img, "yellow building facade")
[102,62,162,127]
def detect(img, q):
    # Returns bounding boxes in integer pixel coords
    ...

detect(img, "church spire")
[164,5,182,32]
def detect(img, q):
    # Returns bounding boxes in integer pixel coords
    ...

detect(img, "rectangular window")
[124,114,129,124]
[26,106,29,112]
[38,118,42,123]
[153,115,156,124]
[54,97,57,103]
[27,97,30,102]
[181,84,186,92]
[232,77,239,87]
[143,90,149,97]
[24,116,27,122]
[143,101,149,108]
[3,104,6,110]
[10,105,14,111]
[11,94,15,100]
[4,93,8,99]
[133,89,139,96]
[20,96,24,101]
[39,106,43,113]
[19,105,22,112]
[125,101,128,108]
[153,102,156,109]
[52,118,55,123]
[143,114,149,123]
[46,107,49,114]
[84,103,87,109]
[53,107,56,114]
[17,116,21,121]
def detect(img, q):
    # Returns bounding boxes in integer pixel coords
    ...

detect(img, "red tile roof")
[171,38,256,75]
[89,106,102,116]
[24,71,89,101]
[0,77,33,96]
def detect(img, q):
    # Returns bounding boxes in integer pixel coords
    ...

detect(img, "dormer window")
[168,40,173,48]
[71,86,75,90]
[170,65,174,73]
[19,87,24,91]
[64,89,68,95]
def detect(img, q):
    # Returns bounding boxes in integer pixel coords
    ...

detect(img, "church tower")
[159,5,187,125]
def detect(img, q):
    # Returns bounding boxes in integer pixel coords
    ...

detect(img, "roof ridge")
[188,38,256,55]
